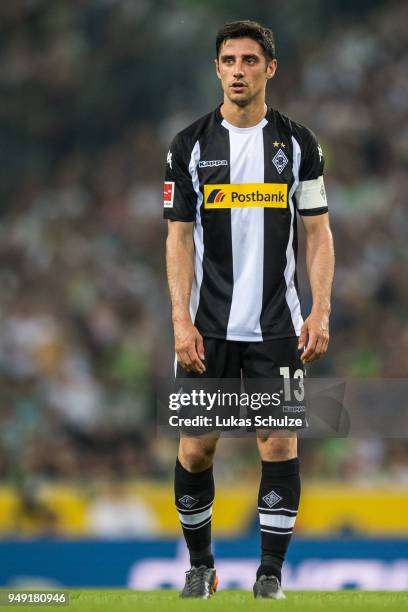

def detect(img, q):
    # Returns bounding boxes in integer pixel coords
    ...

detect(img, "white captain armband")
[295,175,328,214]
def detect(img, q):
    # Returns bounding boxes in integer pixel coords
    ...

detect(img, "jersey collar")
[215,104,272,131]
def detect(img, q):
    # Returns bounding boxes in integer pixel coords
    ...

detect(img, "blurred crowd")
[0,0,407,523]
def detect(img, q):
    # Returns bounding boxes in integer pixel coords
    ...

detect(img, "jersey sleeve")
[294,127,328,216]
[163,133,197,222]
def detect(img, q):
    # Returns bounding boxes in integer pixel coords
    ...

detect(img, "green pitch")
[2,590,407,611]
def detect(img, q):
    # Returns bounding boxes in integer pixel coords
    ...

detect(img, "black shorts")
[175,337,306,434]
[176,336,304,379]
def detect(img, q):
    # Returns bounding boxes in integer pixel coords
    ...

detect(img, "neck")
[220,97,267,128]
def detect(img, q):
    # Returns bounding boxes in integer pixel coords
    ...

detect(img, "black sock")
[175,458,214,568]
[256,457,301,582]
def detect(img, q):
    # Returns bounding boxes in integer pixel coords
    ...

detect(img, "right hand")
[174,320,206,374]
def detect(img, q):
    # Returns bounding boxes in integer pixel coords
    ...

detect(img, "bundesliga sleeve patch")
[163,181,175,208]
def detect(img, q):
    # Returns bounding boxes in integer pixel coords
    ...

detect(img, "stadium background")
[0,0,407,591]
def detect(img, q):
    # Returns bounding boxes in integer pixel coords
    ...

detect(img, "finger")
[195,359,206,373]
[302,334,317,358]
[177,350,189,365]
[177,351,191,372]
[303,351,318,363]
[187,350,206,374]
[298,324,308,350]
[314,335,326,359]
[196,334,205,361]
[317,332,330,357]
[301,333,318,363]
[194,337,206,372]
[178,345,205,374]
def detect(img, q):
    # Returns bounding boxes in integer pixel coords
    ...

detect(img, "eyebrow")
[220,53,260,61]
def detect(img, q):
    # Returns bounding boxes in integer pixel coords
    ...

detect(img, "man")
[164,20,334,599]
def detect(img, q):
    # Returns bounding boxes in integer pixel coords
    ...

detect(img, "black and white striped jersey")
[164,106,328,342]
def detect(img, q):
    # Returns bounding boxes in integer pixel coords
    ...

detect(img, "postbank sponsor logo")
[204,183,288,209]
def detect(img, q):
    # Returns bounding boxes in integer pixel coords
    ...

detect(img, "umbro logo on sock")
[262,490,283,508]
[178,495,198,509]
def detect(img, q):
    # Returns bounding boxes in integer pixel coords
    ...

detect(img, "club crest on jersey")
[204,183,288,209]
[272,148,289,174]
[163,181,175,208]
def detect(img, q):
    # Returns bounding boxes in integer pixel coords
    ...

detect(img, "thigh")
[176,339,242,434]
[176,338,242,378]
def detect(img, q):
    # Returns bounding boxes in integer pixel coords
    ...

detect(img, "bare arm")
[166,220,205,373]
[298,213,335,364]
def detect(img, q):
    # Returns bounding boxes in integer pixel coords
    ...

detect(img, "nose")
[233,60,244,79]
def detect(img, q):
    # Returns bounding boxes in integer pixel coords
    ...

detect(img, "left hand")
[298,309,330,364]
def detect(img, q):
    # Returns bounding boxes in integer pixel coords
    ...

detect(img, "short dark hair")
[216,20,276,61]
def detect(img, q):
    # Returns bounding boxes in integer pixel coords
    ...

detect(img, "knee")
[257,436,297,461]
[179,439,217,472]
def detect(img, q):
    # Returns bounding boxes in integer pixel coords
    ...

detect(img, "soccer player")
[164,20,334,599]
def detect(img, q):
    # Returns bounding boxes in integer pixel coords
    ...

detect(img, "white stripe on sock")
[178,506,212,526]
[257,506,298,513]
[260,527,293,535]
[259,513,296,529]
[181,517,212,531]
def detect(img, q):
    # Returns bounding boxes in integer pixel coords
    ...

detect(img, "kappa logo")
[199,159,228,168]
[166,150,173,169]
[272,148,289,174]
[262,490,283,508]
[317,144,323,162]
[206,188,227,203]
[178,495,198,509]
[163,181,175,208]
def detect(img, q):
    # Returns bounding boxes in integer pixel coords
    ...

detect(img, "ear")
[214,57,221,80]
[266,58,278,80]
